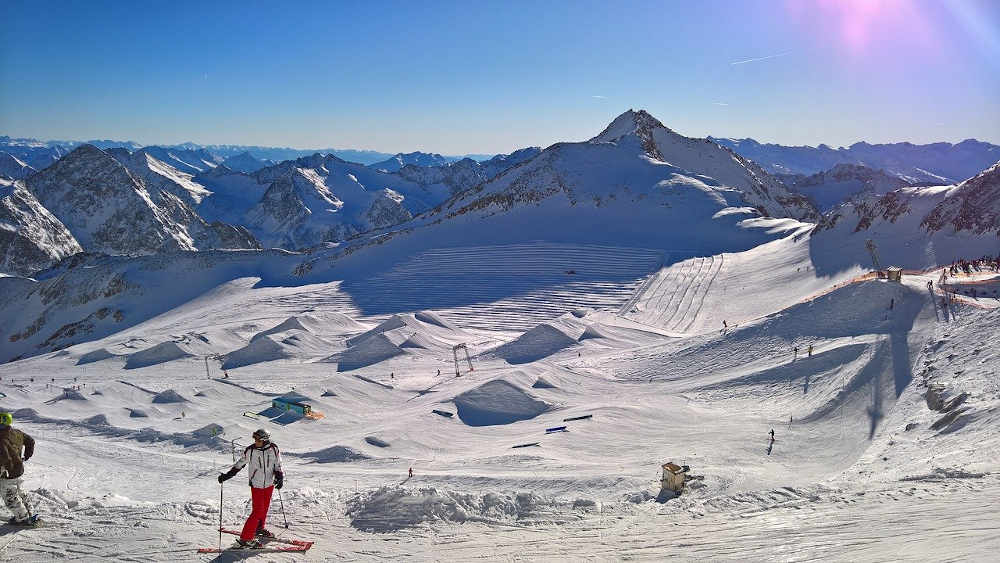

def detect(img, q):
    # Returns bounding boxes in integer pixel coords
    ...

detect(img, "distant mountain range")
[6,132,996,185]
[0,135,495,171]
[711,137,999,184]
[2,113,999,282]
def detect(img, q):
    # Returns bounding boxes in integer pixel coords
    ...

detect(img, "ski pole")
[218,482,223,552]
[278,489,289,528]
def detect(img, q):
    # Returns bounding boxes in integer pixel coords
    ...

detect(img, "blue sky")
[1,0,998,154]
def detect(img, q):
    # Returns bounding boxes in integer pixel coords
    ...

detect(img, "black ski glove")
[218,468,238,483]
[274,471,284,490]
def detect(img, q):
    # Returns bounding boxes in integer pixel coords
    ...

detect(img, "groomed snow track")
[622,254,724,333]
[348,243,663,331]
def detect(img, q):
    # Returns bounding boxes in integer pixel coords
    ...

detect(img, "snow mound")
[413,311,456,329]
[125,342,194,369]
[324,311,371,333]
[346,312,466,349]
[346,315,408,347]
[492,323,580,364]
[77,348,120,365]
[346,486,539,531]
[251,314,326,341]
[46,388,87,402]
[321,389,338,397]
[127,408,148,418]
[365,436,391,448]
[578,324,610,340]
[223,331,333,369]
[299,446,371,463]
[193,388,222,398]
[151,389,188,404]
[333,334,407,372]
[399,331,450,350]
[454,380,550,426]
[532,377,557,389]
[571,308,592,318]
[83,414,109,425]
[193,423,224,437]
[222,335,288,369]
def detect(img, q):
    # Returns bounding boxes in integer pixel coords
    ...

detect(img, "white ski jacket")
[227,442,282,489]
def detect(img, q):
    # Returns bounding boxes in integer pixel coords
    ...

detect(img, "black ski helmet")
[252,428,270,441]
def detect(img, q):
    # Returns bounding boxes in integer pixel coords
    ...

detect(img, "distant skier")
[437,369,441,376]
[769,428,774,439]
[807,344,813,357]
[0,412,38,526]
[793,346,799,361]
[408,467,413,478]
[217,428,283,549]
[722,320,727,329]
[223,370,230,379]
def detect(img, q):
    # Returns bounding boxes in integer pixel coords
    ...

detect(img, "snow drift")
[453,380,550,426]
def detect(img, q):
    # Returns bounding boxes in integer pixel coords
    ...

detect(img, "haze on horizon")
[1,0,998,155]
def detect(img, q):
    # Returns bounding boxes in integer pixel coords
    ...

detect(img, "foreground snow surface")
[1,238,998,561]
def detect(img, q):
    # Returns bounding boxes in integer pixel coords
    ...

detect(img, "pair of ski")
[197,528,314,553]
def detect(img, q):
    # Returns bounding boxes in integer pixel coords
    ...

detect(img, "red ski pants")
[240,485,274,541]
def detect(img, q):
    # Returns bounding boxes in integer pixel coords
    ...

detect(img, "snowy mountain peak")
[369,152,450,172]
[221,151,272,173]
[590,109,671,148]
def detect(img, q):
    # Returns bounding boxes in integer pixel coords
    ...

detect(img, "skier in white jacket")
[218,428,283,548]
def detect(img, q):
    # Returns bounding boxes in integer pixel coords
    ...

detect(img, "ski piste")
[197,544,311,553]
[218,527,314,547]
[1,519,54,529]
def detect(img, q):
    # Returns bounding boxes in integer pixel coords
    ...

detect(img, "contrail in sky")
[730,52,790,65]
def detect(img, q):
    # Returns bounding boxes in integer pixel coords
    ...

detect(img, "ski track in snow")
[0,237,999,561]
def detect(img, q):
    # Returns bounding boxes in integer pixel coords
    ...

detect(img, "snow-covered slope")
[922,160,1000,235]
[0,250,304,363]
[111,149,212,207]
[0,181,83,276]
[791,163,911,212]
[0,151,36,180]
[0,228,997,559]
[133,146,223,175]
